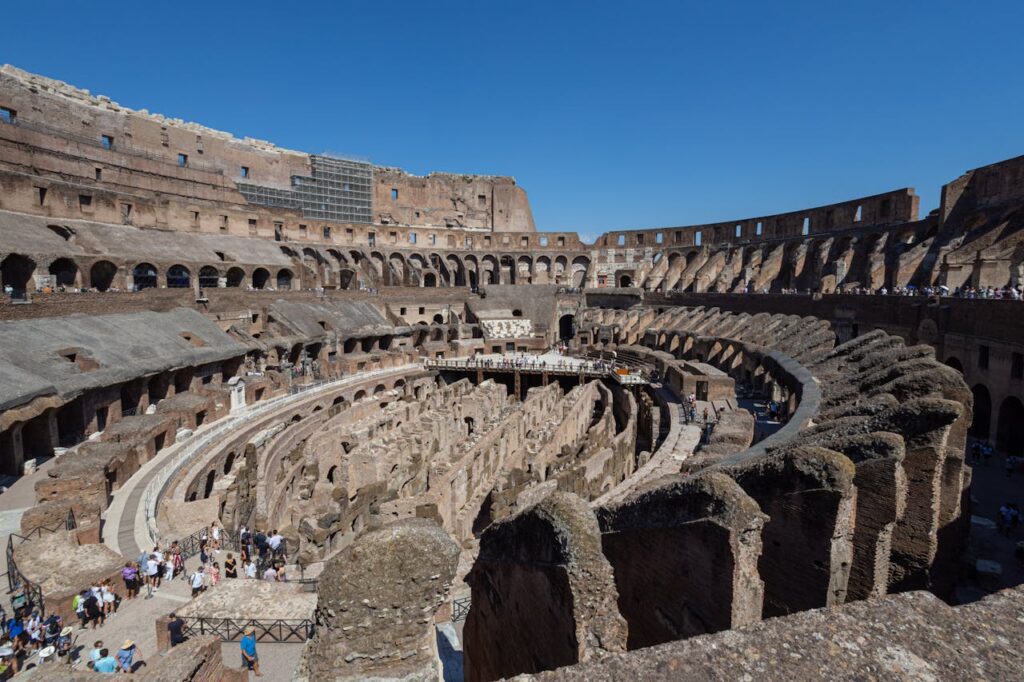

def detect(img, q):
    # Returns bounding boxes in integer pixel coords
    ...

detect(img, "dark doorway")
[971,384,992,441]
[558,314,575,342]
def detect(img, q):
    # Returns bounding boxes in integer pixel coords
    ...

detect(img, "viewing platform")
[424,352,650,385]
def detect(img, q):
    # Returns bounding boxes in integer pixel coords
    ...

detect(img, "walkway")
[426,351,649,385]
[104,364,417,558]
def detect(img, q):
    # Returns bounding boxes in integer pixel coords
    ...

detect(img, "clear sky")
[2,1,1022,241]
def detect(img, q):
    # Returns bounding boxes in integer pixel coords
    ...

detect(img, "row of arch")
[944,357,1024,456]
[0,253,295,292]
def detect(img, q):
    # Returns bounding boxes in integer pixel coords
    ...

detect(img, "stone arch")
[48,257,79,288]
[571,256,590,287]
[89,260,118,291]
[203,469,216,499]
[971,384,992,441]
[997,396,1024,455]
[226,267,245,287]
[253,268,270,289]
[618,274,633,288]
[1,253,36,295]
[944,356,963,375]
[198,266,220,289]
[276,268,294,290]
[167,264,191,288]
[424,273,437,287]
[132,262,158,291]
[354,389,367,402]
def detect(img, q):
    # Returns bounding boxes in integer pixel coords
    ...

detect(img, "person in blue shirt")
[116,639,140,673]
[240,626,261,677]
[92,648,118,673]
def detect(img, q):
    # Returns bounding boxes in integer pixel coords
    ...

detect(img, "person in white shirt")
[145,555,160,597]
[190,569,205,597]
[244,560,257,579]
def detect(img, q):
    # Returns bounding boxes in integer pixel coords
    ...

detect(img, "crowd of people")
[726,284,1024,299]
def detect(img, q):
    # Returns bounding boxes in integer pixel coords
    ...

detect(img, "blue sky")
[2,1,1022,241]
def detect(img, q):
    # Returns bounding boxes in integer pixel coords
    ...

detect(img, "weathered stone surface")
[464,491,627,682]
[524,587,1024,681]
[295,518,459,682]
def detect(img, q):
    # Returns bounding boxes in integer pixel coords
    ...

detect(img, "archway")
[167,264,191,288]
[90,261,117,291]
[997,396,1024,455]
[424,273,437,287]
[132,263,158,291]
[252,268,270,289]
[226,267,245,288]
[1,253,36,295]
[971,384,992,440]
[618,274,633,288]
[558,314,575,342]
[198,266,220,289]
[945,357,963,375]
[277,268,294,290]
[48,258,78,288]
[204,470,216,498]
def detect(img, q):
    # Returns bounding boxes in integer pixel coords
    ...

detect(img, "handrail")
[180,616,313,642]
[5,509,77,616]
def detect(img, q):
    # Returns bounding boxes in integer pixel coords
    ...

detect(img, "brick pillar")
[155,615,171,652]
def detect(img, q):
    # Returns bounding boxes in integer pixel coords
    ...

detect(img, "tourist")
[83,589,104,628]
[116,639,140,673]
[71,591,87,629]
[240,626,261,677]
[166,613,186,648]
[189,568,205,598]
[267,529,283,557]
[101,581,118,614]
[263,564,278,581]
[92,647,118,674]
[244,558,257,579]
[167,541,181,580]
[224,553,238,579]
[145,554,160,597]
[122,562,139,600]
[276,564,287,582]
[89,640,104,665]
[199,542,210,567]
[208,561,221,587]
[211,522,222,552]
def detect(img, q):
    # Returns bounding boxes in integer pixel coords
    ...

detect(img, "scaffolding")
[237,154,373,223]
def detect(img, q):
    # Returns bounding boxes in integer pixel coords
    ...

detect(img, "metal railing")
[180,616,313,642]
[452,596,471,622]
[5,509,76,616]
[424,357,650,385]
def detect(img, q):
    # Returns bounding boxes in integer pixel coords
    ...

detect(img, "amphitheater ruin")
[0,64,1022,679]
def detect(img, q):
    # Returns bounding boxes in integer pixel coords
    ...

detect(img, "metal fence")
[5,509,77,616]
[181,616,314,642]
[452,596,471,622]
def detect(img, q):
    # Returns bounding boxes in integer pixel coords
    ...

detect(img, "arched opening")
[223,451,236,475]
[198,266,220,289]
[354,390,367,402]
[433,313,445,324]
[970,384,992,441]
[1,254,36,296]
[252,268,270,289]
[618,274,633,288]
[327,465,338,484]
[373,384,385,395]
[277,268,294,290]
[48,258,78,288]
[225,266,244,286]
[132,263,158,291]
[558,314,575,342]
[945,357,963,375]
[167,264,191,288]
[148,374,169,404]
[424,273,437,287]
[464,416,475,435]
[204,470,216,499]
[90,261,117,291]
[997,396,1024,455]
